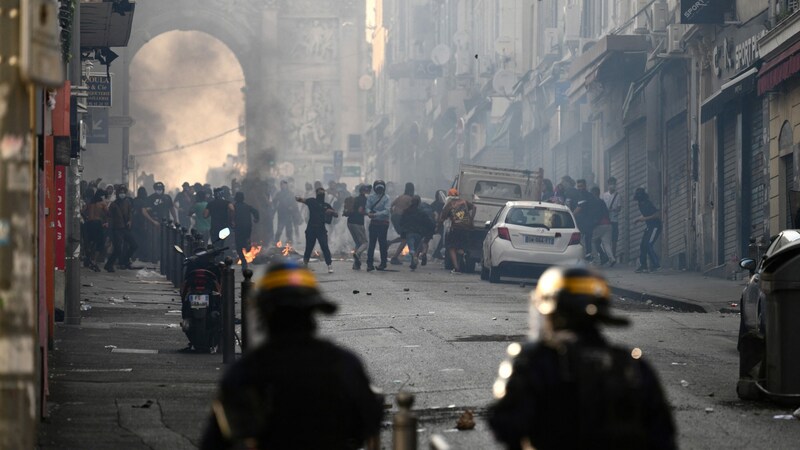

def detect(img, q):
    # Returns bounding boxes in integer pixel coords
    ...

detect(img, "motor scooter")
[174,228,231,352]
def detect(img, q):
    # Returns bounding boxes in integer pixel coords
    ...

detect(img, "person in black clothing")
[148,181,177,223]
[488,266,675,450]
[296,187,338,273]
[399,195,436,270]
[200,260,383,450]
[205,188,234,249]
[633,187,662,273]
[233,192,260,271]
[106,186,138,271]
[274,180,296,243]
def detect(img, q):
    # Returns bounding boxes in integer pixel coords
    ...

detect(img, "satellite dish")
[358,74,374,91]
[494,36,513,56]
[492,69,517,96]
[431,44,451,65]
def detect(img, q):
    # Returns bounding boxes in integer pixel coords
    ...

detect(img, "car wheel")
[489,266,501,283]
[480,265,489,280]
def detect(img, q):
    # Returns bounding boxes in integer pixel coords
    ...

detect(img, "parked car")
[736,229,800,400]
[480,201,583,283]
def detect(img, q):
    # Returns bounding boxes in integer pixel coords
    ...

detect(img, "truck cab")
[448,164,542,272]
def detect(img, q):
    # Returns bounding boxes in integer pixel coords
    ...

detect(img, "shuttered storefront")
[609,140,628,262]
[627,121,648,264]
[749,98,767,241]
[665,113,689,259]
[719,112,739,263]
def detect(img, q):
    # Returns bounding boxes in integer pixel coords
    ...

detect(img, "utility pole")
[64,0,82,325]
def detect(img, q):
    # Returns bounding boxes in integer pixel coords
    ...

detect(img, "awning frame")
[701,67,758,123]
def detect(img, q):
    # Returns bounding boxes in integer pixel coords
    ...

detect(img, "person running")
[233,192,260,272]
[296,187,337,273]
[438,188,476,274]
[148,181,178,223]
[601,177,622,264]
[400,195,436,271]
[389,182,415,265]
[365,180,390,272]
[82,190,108,272]
[205,188,234,248]
[346,184,370,270]
[633,187,662,273]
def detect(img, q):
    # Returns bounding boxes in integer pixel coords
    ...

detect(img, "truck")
[447,163,543,272]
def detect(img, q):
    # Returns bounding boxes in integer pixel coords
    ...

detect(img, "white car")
[481,201,584,283]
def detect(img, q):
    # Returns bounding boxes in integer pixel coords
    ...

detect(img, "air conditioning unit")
[635,0,650,33]
[543,28,561,57]
[651,1,667,33]
[667,24,685,54]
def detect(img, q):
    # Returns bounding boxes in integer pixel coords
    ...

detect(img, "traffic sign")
[87,108,109,144]
[86,73,112,107]
[333,150,344,169]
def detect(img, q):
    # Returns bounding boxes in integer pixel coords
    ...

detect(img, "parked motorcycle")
[175,228,231,352]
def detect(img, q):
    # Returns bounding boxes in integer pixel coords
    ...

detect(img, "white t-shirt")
[601,191,620,223]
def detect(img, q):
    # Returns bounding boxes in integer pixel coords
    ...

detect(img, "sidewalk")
[37,265,242,449]
[603,265,746,313]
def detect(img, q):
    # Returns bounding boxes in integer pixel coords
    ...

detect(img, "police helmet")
[153,181,165,191]
[531,266,628,328]
[252,260,337,315]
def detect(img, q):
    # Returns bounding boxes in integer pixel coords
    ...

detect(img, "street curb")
[610,286,707,313]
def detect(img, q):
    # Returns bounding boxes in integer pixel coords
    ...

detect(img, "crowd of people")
[540,175,662,274]
[78,177,486,275]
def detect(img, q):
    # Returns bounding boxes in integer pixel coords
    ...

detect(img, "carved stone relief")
[279,18,339,63]
[281,81,337,154]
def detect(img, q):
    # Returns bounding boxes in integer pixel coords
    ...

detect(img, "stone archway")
[122,0,366,184]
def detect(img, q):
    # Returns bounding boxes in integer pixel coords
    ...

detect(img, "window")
[474,181,522,200]
[504,207,575,229]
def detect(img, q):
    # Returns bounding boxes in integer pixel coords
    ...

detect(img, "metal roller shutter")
[627,121,648,264]
[720,113,739,262]
[609,141,628,262]
[666,113,689,258]
[749,99,766,241]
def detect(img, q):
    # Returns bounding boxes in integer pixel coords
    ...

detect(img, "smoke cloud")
[129,30,245,190]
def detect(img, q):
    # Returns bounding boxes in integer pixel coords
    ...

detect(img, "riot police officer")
[200,260,383,450]
[488,266,676,450]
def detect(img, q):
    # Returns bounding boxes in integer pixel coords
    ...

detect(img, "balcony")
[80,0,136,48]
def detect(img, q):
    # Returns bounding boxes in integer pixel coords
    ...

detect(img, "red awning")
[758,39,800,95]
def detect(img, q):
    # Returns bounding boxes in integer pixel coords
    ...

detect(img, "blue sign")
[87,108,109,144]
[86,73,112,107]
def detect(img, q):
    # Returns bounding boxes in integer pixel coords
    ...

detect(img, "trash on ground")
[730,302,738,308]
[403,288,410,292]
[671,362,687,366]
[456,410,476,430]
[82,283,93,287]
[104,345,117,350]
[680,380,689,387]
[122,295,130,300]
[132,400,154,409]
[705,408,714,413]
[366,292,372,296]
[773,415,796,420]
[108,297,124,303]
[352,290,360,294]
[166,324,179,328]
[492,317,497,321]
[80,302,92,311]
[136,269,160,278]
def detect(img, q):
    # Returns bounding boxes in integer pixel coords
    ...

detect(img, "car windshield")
[766,230,800,258]
[474,181,522,200]
[504,207,575,229]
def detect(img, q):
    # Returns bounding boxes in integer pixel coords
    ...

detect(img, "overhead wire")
[134,126,241,157]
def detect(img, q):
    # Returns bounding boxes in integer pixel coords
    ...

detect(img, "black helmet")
[153,181,165,191]
[531,266,628,330]
[373,180,386,192]
[252,260,337,315]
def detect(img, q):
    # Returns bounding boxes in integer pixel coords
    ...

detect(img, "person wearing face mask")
[365,180,391,271]
[106,186,138,271]
[296,187,338,273]
[148,181,178,223]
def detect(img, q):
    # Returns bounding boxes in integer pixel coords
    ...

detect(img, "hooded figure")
[488,266,676,450]
[200,260,383,450]
[366,180,391,271]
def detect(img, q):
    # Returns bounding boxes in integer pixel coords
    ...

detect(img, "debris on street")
[456,410,476,430]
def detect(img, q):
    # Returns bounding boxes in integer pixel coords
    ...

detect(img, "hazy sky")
[129,30,245,189]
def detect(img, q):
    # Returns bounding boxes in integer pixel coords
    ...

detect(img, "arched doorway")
[129,30,246,190]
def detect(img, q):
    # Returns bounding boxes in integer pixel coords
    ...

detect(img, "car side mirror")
[218,228,231,240]
[739,258,756,273]
[484,221,492,229]
[174,245,184,254]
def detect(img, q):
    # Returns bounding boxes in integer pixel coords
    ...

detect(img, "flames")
[276,241,294,256]
[238,245,263,264]
[401,247,410,256]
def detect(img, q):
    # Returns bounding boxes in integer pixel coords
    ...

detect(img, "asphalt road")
[38,259,800,449]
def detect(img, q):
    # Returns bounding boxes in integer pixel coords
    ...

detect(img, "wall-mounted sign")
[86,72,112,107]
[681,0,733,24]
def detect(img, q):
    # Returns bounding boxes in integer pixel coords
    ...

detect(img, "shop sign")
[710,12,768,79]
[681,0,732,24]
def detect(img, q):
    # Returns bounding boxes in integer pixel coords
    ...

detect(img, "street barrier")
[240,269,253,352]
[393,391,417,450]
[221,257,236,364]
